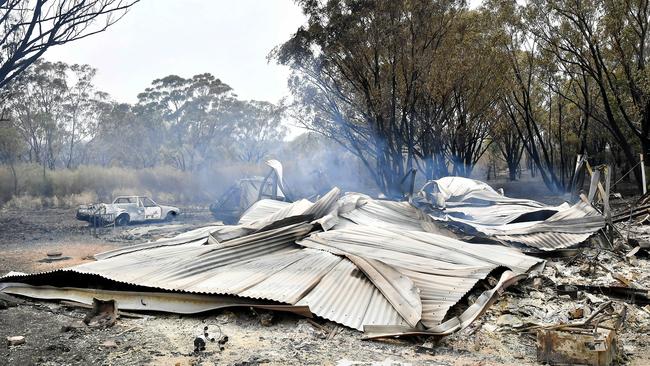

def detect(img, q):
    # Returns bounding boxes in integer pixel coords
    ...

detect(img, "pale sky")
[45,0,307,105]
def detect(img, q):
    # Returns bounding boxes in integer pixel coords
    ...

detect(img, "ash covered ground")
[1,191,650,366]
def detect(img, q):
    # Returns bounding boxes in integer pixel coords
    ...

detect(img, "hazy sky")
[45,0,307,104]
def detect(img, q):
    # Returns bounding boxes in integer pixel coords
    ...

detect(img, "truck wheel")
[165,212,177,222]
[115,214,130,226]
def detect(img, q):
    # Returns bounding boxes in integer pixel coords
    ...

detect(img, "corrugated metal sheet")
[424,177,605,250]
[0,222,408,331]
[96,188,342,260]
[94,225,220,260]
[239,249,342,304]
[427,176,549,208]
[305,187,343,219]
[0,283,313,316]
[296,259,408,330]
[238,199,291,224]
[495,232,595,251]
[336,194,457,237]
[362,270,527,338]
[297,226,543,328]
[209,188,341,243]
[1,183,548,336]
[339,197,431,231]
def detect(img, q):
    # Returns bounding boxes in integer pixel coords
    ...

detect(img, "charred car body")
[76,196,180,226]
[209,160,292,224]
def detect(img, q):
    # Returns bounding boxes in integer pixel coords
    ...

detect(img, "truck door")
[142,197,162,220]
[133,197,146,221]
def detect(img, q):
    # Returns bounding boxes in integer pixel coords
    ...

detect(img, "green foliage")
[135,73,236,170]
[0,121,22,164]
[232,100,287,163]
[4,0,650,198]
[274,0,650,193]
[275,0,508,194]
[481,0,650,191]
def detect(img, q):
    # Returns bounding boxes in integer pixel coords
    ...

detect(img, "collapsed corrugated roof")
[419,177,606,251]
[1,185,548,338]
[0,176,609,341]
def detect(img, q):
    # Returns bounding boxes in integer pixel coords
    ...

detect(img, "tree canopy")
[275,0,650,193]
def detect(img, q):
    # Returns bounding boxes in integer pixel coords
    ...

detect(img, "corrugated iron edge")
[0,282,313,317]
[362,270,527,339]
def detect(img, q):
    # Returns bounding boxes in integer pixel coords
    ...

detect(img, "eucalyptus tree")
[276,0,465,194]
[522,0,650,189]
[231,100,287,163]
[6,60,68,169]
[136,73,235,171]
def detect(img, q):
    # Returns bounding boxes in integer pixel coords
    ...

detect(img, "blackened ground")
[0,207,215,276]
[1,181,649,365]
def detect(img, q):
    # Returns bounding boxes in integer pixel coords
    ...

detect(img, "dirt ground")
[1,192,650,365]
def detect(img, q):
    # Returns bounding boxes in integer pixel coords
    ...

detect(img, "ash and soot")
[2,1,650,365]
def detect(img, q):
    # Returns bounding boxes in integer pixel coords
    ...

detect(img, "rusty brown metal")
[537,328,617,366]
[84,298,118,328]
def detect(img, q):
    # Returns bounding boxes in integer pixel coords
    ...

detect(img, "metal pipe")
[641,153,647,195]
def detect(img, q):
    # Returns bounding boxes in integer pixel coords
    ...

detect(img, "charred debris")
[2,160,650,365]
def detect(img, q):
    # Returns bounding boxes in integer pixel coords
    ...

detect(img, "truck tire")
[165,211,177,222]
[115,214,130,226]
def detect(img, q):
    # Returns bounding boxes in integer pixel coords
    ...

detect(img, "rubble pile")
[3,175,650,364]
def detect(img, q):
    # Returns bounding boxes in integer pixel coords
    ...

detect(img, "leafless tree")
[0,0,138,90]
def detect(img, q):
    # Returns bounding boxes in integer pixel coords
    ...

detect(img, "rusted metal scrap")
[535,301,624,366]
[537,327,617,366]
[83,298,118,328]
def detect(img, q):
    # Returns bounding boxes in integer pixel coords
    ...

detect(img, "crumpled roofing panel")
[1,182,555,337]
[297,226,542,327]
[430,176,548,209]
[238,199,291,225]
[2,223,409,331]
[335,193,453,235]
[295,259,408,330]
[425,177,606,250]
[92,224,224,261]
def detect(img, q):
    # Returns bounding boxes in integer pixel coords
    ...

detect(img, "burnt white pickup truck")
[76,196,180,226]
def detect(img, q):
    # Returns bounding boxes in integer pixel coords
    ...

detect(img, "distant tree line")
[276,0,650,194]
[0,59,287,193]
